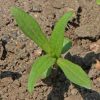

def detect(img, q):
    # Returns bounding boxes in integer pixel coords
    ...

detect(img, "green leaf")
[57,58,91,89]
[50,11,73,58]
[96,0,100,5]
[28,55,56,93]
[11,7,51,53]
[62,38,72,54]
[41,67,52,79]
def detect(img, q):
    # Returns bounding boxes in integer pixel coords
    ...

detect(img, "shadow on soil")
[0,39,7,60]
[43,52,100,100]
[68,6,82,28]
[0,95,2,100]
[0,71,22,80]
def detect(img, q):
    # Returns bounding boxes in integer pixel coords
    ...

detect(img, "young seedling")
[11,7,91,93]
[96,0,100,5]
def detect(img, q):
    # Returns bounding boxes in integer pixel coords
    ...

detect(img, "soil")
[0,0,100,100]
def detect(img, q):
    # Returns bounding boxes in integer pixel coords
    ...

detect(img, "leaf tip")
[84,85,92,90]
[11,6,22,16]
[10,6,17,14]
[83,79,92,90]
[27,82,34,93]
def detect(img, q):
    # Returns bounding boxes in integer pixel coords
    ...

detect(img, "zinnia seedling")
[11,7,91,93]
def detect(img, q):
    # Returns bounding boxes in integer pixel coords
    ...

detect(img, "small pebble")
[34,49,42,56]
[71,88,78,95]
[95,60,100,70]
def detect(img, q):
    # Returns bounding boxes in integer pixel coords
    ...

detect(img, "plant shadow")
[0,71,22,80]
[42,52,100,100]
[43,67,70,100]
